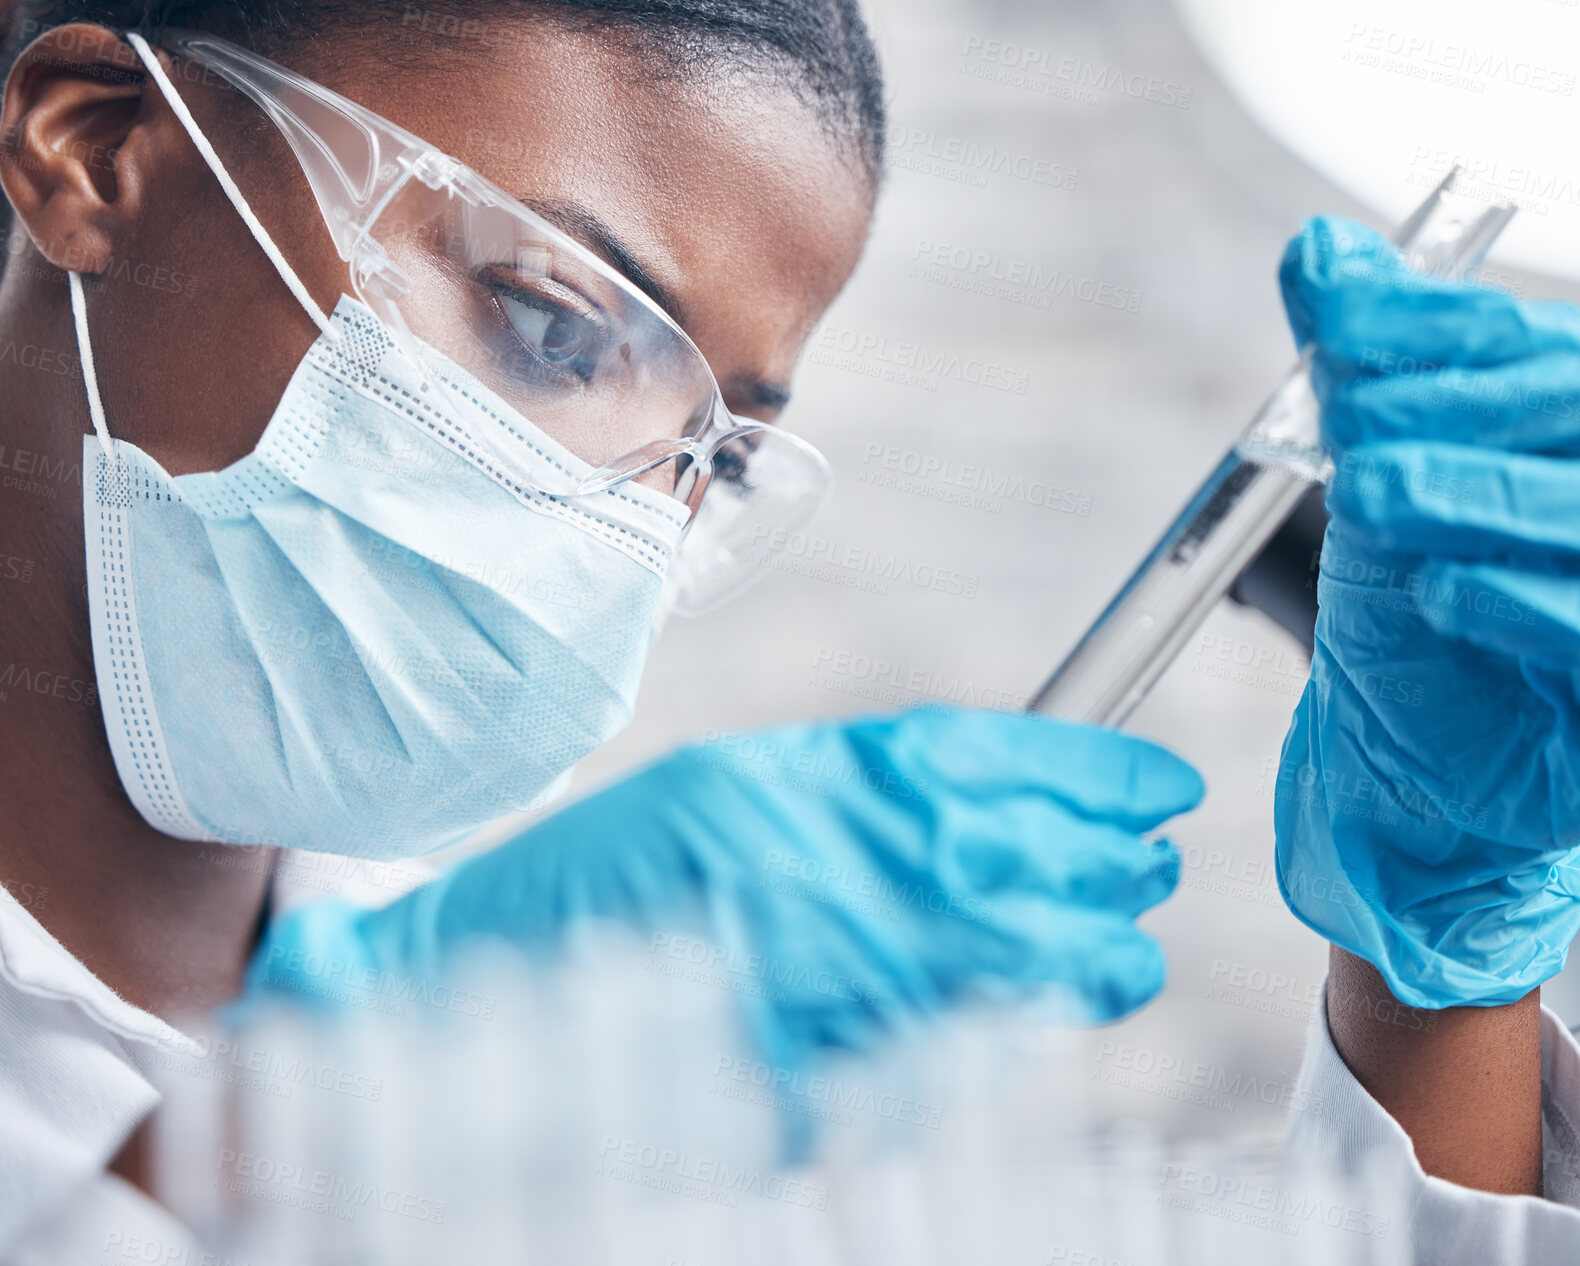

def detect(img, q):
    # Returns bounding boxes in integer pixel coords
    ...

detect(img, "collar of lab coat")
[0,880,200,1253]
[0,882,199,1056]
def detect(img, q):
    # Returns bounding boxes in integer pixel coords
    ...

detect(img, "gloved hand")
[248,707,1202,1068]
[1275,216,1580,1007]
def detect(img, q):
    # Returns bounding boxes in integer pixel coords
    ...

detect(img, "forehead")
[325,23,873,361]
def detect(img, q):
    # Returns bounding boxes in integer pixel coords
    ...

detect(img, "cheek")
[86,169,327,475]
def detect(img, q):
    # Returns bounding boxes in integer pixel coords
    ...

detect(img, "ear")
[0,24,152,274]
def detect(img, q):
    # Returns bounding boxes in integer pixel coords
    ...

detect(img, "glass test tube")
[1028,169,1517,727]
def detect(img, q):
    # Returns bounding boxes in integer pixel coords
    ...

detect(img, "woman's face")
[2,18,876,477]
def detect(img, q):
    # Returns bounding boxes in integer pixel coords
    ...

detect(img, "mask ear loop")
[124,31,338,341]
[68,272,114,459]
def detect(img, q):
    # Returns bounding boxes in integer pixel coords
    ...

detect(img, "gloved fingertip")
[1084,933,1168,1024]
[1005,719,1205,825]
[1280,217,1399,349]
[1102,837,1180,919]
[1303,216,1401,280]
[1131,743,1207,821]
[1278,226,1321,350]
[1146,837,1182,896]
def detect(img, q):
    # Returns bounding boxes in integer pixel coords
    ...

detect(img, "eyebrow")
[521,196,794,414]
[520,196,687,327]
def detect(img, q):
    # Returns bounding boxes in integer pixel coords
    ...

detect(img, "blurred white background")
[564,0,1580,1140]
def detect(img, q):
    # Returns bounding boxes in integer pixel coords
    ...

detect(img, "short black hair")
[1,0,886,174]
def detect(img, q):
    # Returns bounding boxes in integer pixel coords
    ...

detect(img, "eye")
[485,276,608,383]
[710,434,758,494]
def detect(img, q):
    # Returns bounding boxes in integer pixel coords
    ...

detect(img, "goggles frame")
[152,29,832,522]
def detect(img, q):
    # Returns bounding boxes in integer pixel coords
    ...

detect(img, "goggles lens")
[669,424,832,616]
[360,172,722,492]
[156,29,835,613]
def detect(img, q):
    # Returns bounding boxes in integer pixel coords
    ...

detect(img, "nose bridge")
[690,385,733,447]
[569,390,758,502]
[669,398,754,527]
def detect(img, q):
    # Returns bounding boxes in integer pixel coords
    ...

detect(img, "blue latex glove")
[249,708,1202,1068]
[1275,217,1580,1007]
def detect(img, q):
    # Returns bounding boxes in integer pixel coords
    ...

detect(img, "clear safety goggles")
[141,30,833,614]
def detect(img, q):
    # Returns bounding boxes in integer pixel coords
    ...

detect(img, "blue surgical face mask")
[77,289,686,859]
[69,92,690,858]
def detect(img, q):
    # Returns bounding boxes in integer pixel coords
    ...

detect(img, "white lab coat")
[5,878,1580,1264]
[1285,984,1580,1259]
[0,883,206,1264]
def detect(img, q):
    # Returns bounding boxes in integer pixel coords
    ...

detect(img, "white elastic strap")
[125,31,337,339]
[68,272,114,458]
